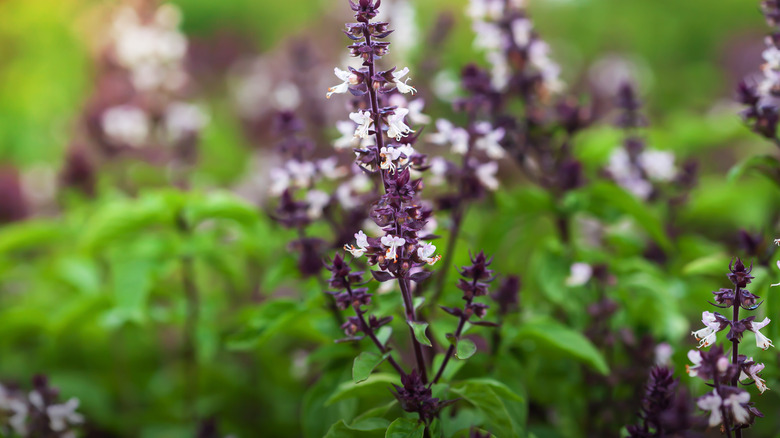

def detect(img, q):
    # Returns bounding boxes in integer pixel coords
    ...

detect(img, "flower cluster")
[686,259,770,433]
[737,0,780,143]
[432,252,499,383]
[0,375,84,438]
[606,83,694,201]
[626,367,697,437]
[390,370,454,424]
[466,0,563,93]
[84,4,208,169]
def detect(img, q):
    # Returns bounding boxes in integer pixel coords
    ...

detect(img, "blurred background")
[0,0,779,436]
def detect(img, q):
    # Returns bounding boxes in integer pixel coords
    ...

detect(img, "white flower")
[350,110,374,139]
[476,161,500,191]
[697,391,723,427]
[763,46,780,70]
[165,102,209,142]
[429,119,470,154]
[379,146,403,172]
[771,260,780,287]
[0,384,27,435]
[344,230,370,257]
[327,67,360,98]
[334,120,359,150]
[638,150,676,182]
[428,156,448,186]
[406,99,431,125]
[608,148,653,200]
[486,51,510,91]
[286,160,317,188]
[381,234,406,261]
[392,67,417,95]
[750,317,774,350]
[397,144,416,165]
[101,105,150,147]
[269,168,291,196]
[774,238,780,246]
[47,398,84,432]
[692,311,723,348]
[511,18,533,47]
[472,21,503,51]
[318,157,347,179]
[685,349,702,377]
[565,262,592,287]
[654,343,673,366]
[475,126,506,159]
[740,359,769,393]
[386,108,414,140]
[467,0,504,20]
[417,242,441,265]
[723,392,751,424]
[306,190,330,220]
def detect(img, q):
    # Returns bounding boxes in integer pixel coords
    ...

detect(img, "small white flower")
[771,260,780,287]
[417,242,441,265]
[639,150,676,182]
[350,110,373,139]
[723,392,751,425]
[305,190,330,220]
[697,391,723,427]
[750,317,774,350]
[47,398,84,432]
[406,99,431,125]
[429,119,470,155]
[317,157,347,180]
[475,126,506,159]
[740,359,769,393]
[102,105,150,147]
[386,108,414,140]
[381,234,406,261]
[165,102,209,142]
[327,67,360,98]
[692,311,723,349]
[774,238,780,246]
[686,349,702,377]
[429,157,448,186]
[392,67,417,95]
[654,343,673,366]
[764,46,780,70]
[565,262,592,287]
[334,120,359,150]
[511,18,533,47]
[379,146,403,172]
[344,230,370,257]
[476,161,500,191]
[286,160,317,188]
[269,168,291,196]
[472,21,503,51]
[487,50,511,91]
[467,0,504,20]
[397,144,416,165]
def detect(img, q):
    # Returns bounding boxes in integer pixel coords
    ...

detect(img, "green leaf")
[514,318,609,375]
[385,418,424,438]
[324,420,384,438]
[455,338,477,360]
[452,378,522,402]
[449,383,523,438]
[351,417,390,431]
[0,220,62,255]
[728,154,780,186]
[353,352,390,383]
[682,253,731,276]
[185,191,259,228]
[80,194,177,252]
[326,373,398,406]
[407,321,432,347]
[588,182,672,251]
[226,300,303,350]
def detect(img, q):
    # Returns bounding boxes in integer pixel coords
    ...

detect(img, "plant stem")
[345,283,406,376]
[399,277,428,383]
[431,276,476,385]
[180,252,199,422]
[713,379,734,438]
[732,284,742,438]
